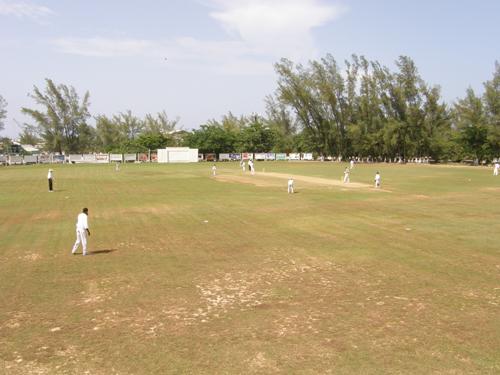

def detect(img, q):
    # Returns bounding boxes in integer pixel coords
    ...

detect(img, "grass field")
[1,161,499,374]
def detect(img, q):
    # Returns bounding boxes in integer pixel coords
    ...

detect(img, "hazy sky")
[1,0,499,138]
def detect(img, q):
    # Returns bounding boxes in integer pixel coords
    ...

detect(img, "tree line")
[1,55,499,162]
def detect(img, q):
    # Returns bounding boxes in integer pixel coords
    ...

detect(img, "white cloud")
[0,1,54,21]
[207,0,346,60]
[52,37,154,57]
[51,36,271,75]
[51,1,346,74]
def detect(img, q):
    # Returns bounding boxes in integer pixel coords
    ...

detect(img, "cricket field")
[0,162,499,374]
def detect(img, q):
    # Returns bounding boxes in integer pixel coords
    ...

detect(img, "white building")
[157,147,199,163]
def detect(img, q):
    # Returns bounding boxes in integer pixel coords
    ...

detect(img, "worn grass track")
[1,162,499,374]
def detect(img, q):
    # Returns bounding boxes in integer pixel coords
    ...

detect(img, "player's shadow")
[88,249,118,255]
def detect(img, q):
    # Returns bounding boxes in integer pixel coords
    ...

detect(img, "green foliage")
[21,79,92,153]
[483,61,500,157]
[9,58,500,161]
[18,123,40,145]
[185,123,236,154]
[0,137,12,153]
[134,133,170,151]
[454,88,489,162]
[0,95,7,132]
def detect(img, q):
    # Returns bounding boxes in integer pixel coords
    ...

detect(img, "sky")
[0,0,499,138]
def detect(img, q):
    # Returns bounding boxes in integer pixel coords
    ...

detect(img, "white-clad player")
[343,167,350,183]
[71,208,91,256]
[249,159,255,175]
[287,177,294,194]
[374,171,381,188]
[494,161,499,176]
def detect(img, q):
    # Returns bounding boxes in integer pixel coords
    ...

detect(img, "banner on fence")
[83,154,96,163]
[254,153,266,160]
[9,155,23,165]
[124,154,137,162]
[53,155,65,163]
[275,153,287,161]
[219,153,231,161]
[95,154,109,163]
[288,153,301,160]
[229,153,242,161]
[302,153,313,161]
[205,153,216,162]
[110,154,122,162]
[24,155,37,164]
[69,154,83,163]
[265,153,276,160]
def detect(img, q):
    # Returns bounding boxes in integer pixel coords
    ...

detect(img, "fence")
[0,152,159,166]
[2,152,438,166]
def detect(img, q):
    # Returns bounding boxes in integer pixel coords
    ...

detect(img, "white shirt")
[288,179,294,186]
[375,174,381,182]
[76,213,89,231]
[47,170,53,179]
[495,163,499,170]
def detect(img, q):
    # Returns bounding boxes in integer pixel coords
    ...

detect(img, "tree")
[0,95,7,132]
[239,115,278,152]
[274,57,340,156]
[454,88,488,163]
[134,133,169,151]
[184,123,236,154]
[114,110,143,142]
[483,61,500,157]
[265,96,297,153]
[421,86,452,161]
[0,137,12,154]
[21,79,91,153]
[17,122,40,145]
[143,111,179,135]
[95,114,121,152]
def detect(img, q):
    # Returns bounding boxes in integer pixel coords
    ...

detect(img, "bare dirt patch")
[216,171,382,190]
[27,211,63,222]
[96,204,177,219]
[215,174,282,187]
[411,194,431,199]
[481,187,500,192]
[19,253,42,262]
[263,171,371,188]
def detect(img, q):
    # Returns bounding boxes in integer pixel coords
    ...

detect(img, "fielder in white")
[287,177,294,194]
[343,167,350,183]
[350,159,355,169]
[212,164,217,176]
[71,208,91,256]
[494,162,499,176]
[241,160,246,172]
[249,159,255,175]
[47,169,54,192]
[374,171,381,188]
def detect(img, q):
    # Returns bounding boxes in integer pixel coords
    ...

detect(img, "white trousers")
[494,168,499,176]
[72,229,88,255]
[343,175,350,183]
[288,185,294,194]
